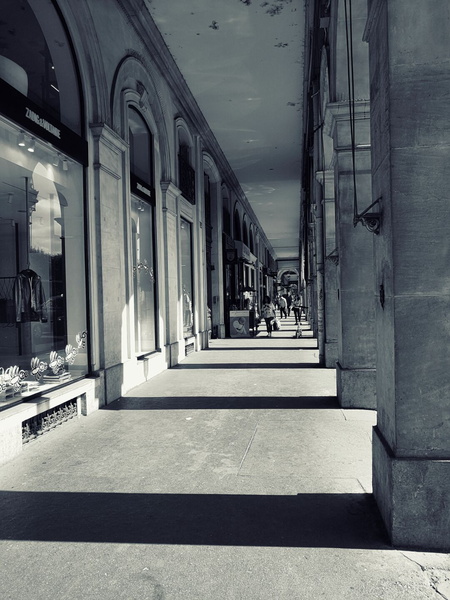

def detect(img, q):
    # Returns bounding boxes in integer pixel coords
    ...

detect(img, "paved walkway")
[0,316,449,599]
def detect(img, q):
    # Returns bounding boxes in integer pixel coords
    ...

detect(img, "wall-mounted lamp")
[7,193,13,204]
[138,199,145,212]
[354,197,382,235]
[27,138,35,153]
[52,153,60,167]
[17,132,26,147]
[62,159,68,171]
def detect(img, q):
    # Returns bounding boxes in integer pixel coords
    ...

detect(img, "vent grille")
[22,399,78,444]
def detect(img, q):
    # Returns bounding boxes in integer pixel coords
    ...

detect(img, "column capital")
[324,100,371,139]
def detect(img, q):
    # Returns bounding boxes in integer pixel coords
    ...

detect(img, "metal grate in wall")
[22,399,78,444]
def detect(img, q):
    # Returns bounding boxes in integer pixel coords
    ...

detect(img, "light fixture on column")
[27,138,35,152]
[17,131,26,147]
[62,159,68,171]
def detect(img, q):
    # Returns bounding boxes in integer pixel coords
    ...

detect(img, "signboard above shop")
[234,241,257,265]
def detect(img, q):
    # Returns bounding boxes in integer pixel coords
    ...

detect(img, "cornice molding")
[324,100,371,138]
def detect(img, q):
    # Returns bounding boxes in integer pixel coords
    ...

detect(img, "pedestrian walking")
[278,294,287,319]
[285,292,292,317]
[292,295,301,324]
[261,295,276,337]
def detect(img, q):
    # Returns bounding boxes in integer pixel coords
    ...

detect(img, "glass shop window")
[0,0,81,134]
[180,218,194,336]
[0,120,88,408]
[129,107,157,354]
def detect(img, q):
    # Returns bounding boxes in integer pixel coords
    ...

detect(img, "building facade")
[302,0,450,550]
[0,0,276,464]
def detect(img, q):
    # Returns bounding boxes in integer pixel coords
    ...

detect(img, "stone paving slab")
[0,318,448,599]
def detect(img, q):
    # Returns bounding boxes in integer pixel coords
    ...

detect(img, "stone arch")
[56,2,110,126]
[110,53,171,181]
[278,267,300,293]
[202,152,220,184]
[175,117,195,151]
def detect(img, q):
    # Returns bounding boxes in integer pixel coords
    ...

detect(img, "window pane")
[180,219,193,335]
[0,0,81,134]
[131,197,156,354]
[0,120,87,407]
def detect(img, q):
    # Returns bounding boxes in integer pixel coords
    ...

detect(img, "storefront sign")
[235,241,256,264]
[25,107,61,139]
[0,78,87,165]
[131,174,155,203]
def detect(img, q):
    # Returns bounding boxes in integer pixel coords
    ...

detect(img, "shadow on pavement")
[0,490,389,549]
[172,363,321,370]
[206,346,317,351]
[107,396,340,410]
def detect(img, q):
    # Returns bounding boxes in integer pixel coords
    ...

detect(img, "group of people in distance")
[260,292,303,337]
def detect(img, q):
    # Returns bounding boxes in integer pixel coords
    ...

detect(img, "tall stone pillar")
[91,124,127,403]
[317,170,338,368]
[326,102,376,408]
[366,0,450,549]
[161,182,182,367]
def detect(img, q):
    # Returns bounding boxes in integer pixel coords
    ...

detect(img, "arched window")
[233,209,241,242]
[0,0,88,406]
[178,142,195,204]
[222,187,231,235]
[128,107,156,354]
[0,0,82,133]
[129,107,154,186]
[243,221,249,247]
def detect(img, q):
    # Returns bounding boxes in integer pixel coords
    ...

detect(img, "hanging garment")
[13,269,48,323]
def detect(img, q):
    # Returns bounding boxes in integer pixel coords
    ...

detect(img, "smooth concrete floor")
[0,316,449,599]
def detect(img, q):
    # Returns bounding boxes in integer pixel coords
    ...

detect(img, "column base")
[373,426,450,551]
[324,341,338,368]
[336,361,376,408]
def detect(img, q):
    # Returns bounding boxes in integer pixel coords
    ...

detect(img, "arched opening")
[128,106,157,355]
[0,0,88,408]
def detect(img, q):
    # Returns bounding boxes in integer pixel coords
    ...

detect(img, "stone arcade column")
[366,0,450,550]
[326,102,376,409]
[317,169,339,368]
[91,124,128,403]
[161,182,182,367]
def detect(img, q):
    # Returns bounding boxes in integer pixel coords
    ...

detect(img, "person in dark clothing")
[292,295,301,324]
[261,295,275,337]
[278,294,287,319]
[285,293,292,317]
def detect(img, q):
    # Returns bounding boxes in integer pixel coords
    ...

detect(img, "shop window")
[131,198,156,354]
[129,107,154,187]
[178,144,195,204]
[0,0,81,134]
[0,120,88,408]
[234,209,241,241]
[243,222,249,247]
[128,107,157,355]
[180,218,194,336]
